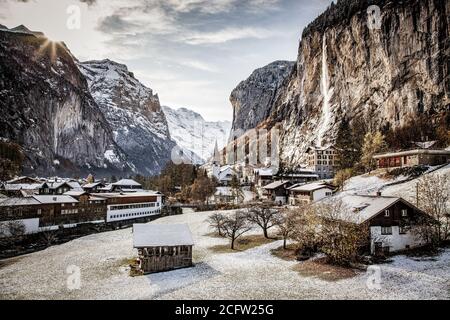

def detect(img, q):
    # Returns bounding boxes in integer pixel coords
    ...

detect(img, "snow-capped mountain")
[79,60,176,176]
[162,106,231,162]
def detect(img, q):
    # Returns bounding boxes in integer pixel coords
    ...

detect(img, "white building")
[338,195,431,255]
[287,182,334,205]
[95,192,163,223]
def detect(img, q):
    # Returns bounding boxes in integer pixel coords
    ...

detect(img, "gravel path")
[0,209,449,300]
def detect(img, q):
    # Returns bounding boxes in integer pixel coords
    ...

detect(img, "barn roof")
[32,195,79,204]
[133,224,194,248]
[263,180,290,190]
[337,195,401,224]
[112,179,142,187]
[288,182,334,192]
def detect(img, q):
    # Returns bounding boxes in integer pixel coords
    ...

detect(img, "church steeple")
[212,140,220,165]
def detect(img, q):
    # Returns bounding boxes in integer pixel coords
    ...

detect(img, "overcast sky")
[0,0,332,121]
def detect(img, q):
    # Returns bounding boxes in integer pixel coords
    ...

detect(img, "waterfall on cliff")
[317,34,334,147]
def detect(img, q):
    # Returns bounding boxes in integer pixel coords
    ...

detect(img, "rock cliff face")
[232,0,449,168]
[0,27,131,176]
[162,106,231,162]
[229,60,295,138]
[79,60,175,176]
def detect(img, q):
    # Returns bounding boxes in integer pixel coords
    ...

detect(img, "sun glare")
[38,38,61,61]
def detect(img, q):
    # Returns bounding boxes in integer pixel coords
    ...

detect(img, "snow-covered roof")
[67,182,83,191]
[335,195,402,224]
[95,192,160,199]
[133,224,194,248]
[263,180,290,190]
[6,176,39,184]
[64,191,87,197]
[98,184,113,191]
[32,195,78,204]
[112,179,142,187]
[0,197,40,206]
[83,182,104,188]
[289,182,334,192]
[214,187,233,196]
[2,183,41,191]
[254,167,276,177]
[41,181,71,189]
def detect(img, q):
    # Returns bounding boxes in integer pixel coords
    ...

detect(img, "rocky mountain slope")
[162,106,231,162]
[229,60,294,139]
[231,0,449,169]
[0,26,132,177]
[79,60,175,175]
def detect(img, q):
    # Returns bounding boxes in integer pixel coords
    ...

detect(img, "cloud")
[180,26,276,45]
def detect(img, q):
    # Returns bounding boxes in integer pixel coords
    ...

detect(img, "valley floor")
[0,209,449,300]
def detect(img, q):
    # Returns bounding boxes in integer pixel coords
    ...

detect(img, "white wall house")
[338,195,431,255]
[287,182,334,205]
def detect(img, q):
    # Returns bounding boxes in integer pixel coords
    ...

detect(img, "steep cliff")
[162,106,231,162]
[232,0,449,168]
[0,27,132,177]
[79,60,176,176]
[229,60,295,138]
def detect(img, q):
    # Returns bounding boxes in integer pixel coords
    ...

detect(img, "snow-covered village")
[0,0,449,304]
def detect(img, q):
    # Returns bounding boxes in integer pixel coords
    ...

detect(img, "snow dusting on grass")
[0,209,448,300]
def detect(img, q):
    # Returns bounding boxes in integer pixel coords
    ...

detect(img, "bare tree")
[246,205,280,239]
[41,230,58,247]
[317,201,369,266]
[415,174,450,247]
[273,209,297,249]
[207,213,227,237]
[221,211,252,250]
[7,220,25,238]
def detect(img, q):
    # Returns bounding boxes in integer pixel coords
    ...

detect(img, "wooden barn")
[133,224,194,274]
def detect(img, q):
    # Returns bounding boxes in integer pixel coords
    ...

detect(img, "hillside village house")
[0,176,163,233]
[278,170,319,184]
[133,223,194,274]
[0,183,41,197]
[307,146,339,179]
[338,195,432,255]
[262,180,292,205]
[254,167,277,187]
[210,187,235,204]
[82,182,106,193]
[210,164,238,186]
[6,176,40,184]
[373,149,450,169]
[39,181,73,195]
[288,182,335,205]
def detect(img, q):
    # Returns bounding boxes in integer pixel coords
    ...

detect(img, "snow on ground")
[0,209,449,300]
[339,164,450,200]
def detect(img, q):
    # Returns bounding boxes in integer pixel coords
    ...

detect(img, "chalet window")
[37,209,42,215]
[381,226,392,235]
[401,209,408,217]
[384,209,390,217]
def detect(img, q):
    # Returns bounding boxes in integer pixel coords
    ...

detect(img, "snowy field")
[0,208,449,300]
